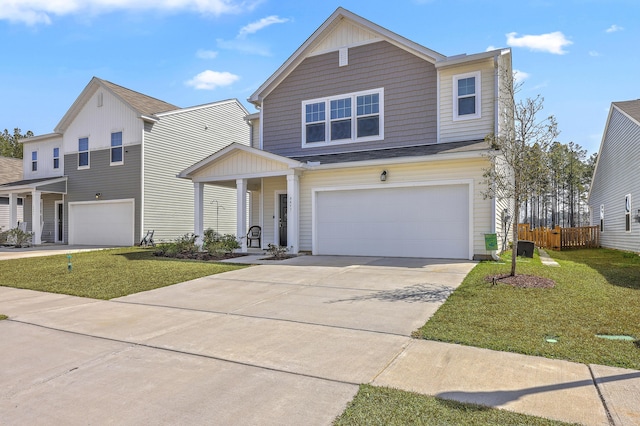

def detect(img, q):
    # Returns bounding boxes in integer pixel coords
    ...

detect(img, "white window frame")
[78,137,90,170]
[625,194,631,232]
[110,131,124,166]
[453,71,481,121]
[301,88,384,148]
[53,147,60,169]
[31,150,38,172]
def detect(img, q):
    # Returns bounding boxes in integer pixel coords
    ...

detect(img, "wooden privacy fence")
[517,224,600,250]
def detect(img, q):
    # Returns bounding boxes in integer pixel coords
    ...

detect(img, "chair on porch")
[246,226,261,248]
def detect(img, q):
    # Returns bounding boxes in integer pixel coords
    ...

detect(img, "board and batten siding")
[438,59,496,144]
[296,157,494,257]
[63,146,142,244]
[22,137,64,180]
[143,101,250,241]
[589,108,640,252]
[62,87,144,155]
[262,41,438,158]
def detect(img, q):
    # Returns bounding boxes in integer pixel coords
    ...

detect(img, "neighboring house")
[588,99,640,252]
[0,156,24,231]
[0,78,250,245]
[179,8,513,260]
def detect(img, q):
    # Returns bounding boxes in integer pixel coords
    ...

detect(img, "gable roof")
[613,99,640,125]
[55,77,179,133]
[249,7,448,105]
[0,156,22,185]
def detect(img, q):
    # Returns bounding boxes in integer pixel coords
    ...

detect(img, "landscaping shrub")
[203,228,240,255]
[266,243,289,259]
[4,227,33,248]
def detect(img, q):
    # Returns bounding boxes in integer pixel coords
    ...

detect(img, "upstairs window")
[111,131,123,165]
[78,137,89,169]
[53,147,60,169]
[302,88,383,147]
[453,71,481,120]
[625,194,631,232]
[31,151,37,172]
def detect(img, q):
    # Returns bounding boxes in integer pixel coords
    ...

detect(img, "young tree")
[483,72,558,276]
[0,128,33,158]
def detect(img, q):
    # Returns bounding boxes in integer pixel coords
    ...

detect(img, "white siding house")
[589,100,640,252]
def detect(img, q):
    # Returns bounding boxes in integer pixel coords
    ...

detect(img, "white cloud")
[485,45,497,52]
[589,51,601,57]
[238,15,289,39]
[196,49,218,59]
[605,24,623,33]
[506,31,573,55]
[0,0,256,25]
[513,69,530,83]
[185,70,239,90]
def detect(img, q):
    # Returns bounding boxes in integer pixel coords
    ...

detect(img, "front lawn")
[334,385,571,426]
[415,248,640,370]
[0,247,247,299]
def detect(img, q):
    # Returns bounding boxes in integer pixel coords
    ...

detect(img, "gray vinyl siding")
[63,145,142,243]
[143,101,250,242]
[38,181,66,193]
[262,41,437,157]
[589,108,640,252]
[41,194,60,243]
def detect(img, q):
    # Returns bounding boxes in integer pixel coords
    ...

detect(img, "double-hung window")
[31,151,37,172]
[78,137,89,169]
[453,71,481,120]
[111,131,123,165]
[53,148,60,169]
[625,194,631,232]
[302,88,383,146]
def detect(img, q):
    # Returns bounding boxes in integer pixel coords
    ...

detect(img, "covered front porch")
[0,177,67,245]
[178,143,306,253]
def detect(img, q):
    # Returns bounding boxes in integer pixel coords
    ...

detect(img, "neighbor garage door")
[315,185,469,259]
[68,199,135,246]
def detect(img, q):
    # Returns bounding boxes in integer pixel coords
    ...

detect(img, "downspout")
[490,53,501,261]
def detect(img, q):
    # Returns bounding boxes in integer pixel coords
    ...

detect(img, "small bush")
[203,229,240,255]
[266,243,289,259]
[154,233,198,257]
[5,227,33,248]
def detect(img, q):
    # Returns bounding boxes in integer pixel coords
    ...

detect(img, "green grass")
[334,385,573,426]
[415,248,640,370]
[0,247,247,299]
[0,314,7,320]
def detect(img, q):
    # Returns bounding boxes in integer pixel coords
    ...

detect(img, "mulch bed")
[486,274,556,289]
[155,252,248,261]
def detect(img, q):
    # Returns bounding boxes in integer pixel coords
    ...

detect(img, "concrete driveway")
[0,255,475,425]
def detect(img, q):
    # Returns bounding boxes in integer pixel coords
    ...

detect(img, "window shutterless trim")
[78,137,90,170]
[110,131,124,166]
[301,88,384,148]
[452,71,481,121]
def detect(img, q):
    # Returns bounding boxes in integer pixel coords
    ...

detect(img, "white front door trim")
[274,190,286,247]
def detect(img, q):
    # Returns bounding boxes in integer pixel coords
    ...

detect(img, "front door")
[55,201,64,243]
[279,193,287,246]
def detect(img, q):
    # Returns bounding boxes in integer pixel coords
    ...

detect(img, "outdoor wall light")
[95,192,102,199]
[380,170,387,181]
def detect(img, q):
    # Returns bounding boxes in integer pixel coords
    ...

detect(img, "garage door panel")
[316,185,469,259]
[69,200,134,246]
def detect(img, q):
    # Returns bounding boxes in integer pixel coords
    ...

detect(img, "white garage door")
[68,200,135,246]
[315,185,469,259]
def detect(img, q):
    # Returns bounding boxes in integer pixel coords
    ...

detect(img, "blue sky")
[0,0,637,155]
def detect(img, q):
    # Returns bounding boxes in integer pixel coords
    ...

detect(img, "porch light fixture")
[95,192,102,199]
[380,170,387,181]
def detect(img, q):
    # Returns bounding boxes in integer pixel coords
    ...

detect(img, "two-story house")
[179,8,513,260]
[0,78,250,246]
[589,99,640,252]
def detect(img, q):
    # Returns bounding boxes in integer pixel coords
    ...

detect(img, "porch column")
[8,193,18,229]
[286,173,299,254]
[31,190,42,245]
[194,182,204,247]
[236,179,248,252]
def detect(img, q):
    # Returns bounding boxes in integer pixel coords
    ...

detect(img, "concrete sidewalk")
[1,259,639,425]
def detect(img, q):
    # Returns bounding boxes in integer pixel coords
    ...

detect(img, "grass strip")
[334,385,574,425]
